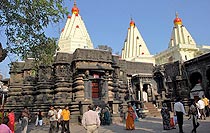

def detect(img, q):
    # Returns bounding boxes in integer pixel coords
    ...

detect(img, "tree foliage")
[0,0,68,63]
[96,45,113,53]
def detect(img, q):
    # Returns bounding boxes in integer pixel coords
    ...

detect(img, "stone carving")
[84,70,92,100]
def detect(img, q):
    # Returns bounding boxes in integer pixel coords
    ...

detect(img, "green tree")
[0,0,68,63]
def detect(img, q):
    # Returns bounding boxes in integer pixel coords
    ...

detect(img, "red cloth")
[8,112,15,133]
[170,117,175,127]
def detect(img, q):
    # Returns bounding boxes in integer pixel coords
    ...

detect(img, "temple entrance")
[189,72,202,88]
[153,72,164,94]
[89,71,108,105]
[142,84,153,102]
[92,81,99,99]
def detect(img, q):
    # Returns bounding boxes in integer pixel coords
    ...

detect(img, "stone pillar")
[139,78,143,101]
[70,101,91,124]
[111,100,122,124]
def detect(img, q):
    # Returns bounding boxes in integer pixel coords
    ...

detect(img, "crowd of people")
[0,108,15,133]
[1,94,208,133]
[160,95,209,133]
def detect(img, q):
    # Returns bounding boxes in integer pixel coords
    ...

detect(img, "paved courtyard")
[15,116,210,133]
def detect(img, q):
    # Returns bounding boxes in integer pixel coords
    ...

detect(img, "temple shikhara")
[3,1,210,123]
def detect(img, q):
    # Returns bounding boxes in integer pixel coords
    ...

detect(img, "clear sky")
[1,0,210,78]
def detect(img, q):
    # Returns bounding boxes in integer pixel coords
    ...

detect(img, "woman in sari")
[8,109,15,133]
[161,103,171,130]
[126,104,135,130]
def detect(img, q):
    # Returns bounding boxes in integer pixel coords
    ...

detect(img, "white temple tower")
[155,13,210,65]
[121,19,155,64]
[57,1,94,54]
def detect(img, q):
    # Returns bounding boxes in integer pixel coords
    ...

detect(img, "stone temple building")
[4,1,210,123]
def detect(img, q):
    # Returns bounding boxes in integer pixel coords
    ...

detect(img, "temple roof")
[168,13,196,48]
[57,1,94,54]
[121,18,153,63]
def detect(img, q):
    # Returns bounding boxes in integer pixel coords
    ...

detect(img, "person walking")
[82,105,101,133]
[48,105,58,133]
[35,110,43,126]
[161,103,171,130]
[174,97,186,133]
[61,105,70,133]
[7,109,15,133]
[197,98,206,120]
[21,107,30,133]
[189,100,200,133]
[125,103,135,130]
[202,95,209,117]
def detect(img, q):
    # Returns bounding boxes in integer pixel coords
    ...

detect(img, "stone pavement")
[15,116,210,133]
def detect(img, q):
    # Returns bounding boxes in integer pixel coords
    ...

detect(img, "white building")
[121,19,155,64]
[57,1,94,54]
[154,13,210,65]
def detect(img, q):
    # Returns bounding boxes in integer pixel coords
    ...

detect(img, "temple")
[121,19,155,64]
[57,1,94,54]
[3,2,210,124]
[155,13,210,65]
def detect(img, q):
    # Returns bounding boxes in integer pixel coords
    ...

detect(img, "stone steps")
[144,102,161,117]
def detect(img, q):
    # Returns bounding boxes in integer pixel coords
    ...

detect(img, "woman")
[189,100,199,133]
[103,107,111,125]
[0,117,12,133]
[35,110,43,126]
[8,109,15,133]
[126,103,135,130]
[161,103,171,130]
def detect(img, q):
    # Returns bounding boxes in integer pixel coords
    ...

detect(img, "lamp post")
[0,81,8,123]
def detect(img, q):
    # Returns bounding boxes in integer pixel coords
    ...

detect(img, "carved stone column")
[35,65,54,105]
[54,64,72,103]
[110,100,122,124]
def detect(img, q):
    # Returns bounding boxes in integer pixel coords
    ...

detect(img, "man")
[174,97,186,133]
[21,107,30,133]
[56,106,63,132]
[197,98,206,120]
[61,105,70,133]
[48,105,57,133]
[202,95,209,117]
[82,105,101,133]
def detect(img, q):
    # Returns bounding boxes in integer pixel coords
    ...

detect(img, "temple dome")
[71,3,79,15]
[130,19,135,27]
[174,13,182,25]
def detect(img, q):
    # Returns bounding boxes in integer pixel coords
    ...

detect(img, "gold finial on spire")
[71,0,79,15]
[74,0,76,6]
[174,12,182,25]
[130,17,135,27]
[175,12,179,18]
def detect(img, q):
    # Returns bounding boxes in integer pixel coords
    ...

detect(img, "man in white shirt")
[197,98,206,120]
[174,97,186,133]
[48,105,58,133]
[82,105,101,133]
[56,106,63,132]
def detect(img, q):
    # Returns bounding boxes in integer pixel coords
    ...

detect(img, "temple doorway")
[92,80,99,99]
[189,72,202,88]
[89,71,108,104]
[142,84,153,102]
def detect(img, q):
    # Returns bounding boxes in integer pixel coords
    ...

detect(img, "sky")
[1,0,210,78]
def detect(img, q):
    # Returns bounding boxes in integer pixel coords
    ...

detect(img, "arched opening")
[142,84,153,102]
[153,72,164,94]
[206,68,210,82]
[189,72,202,88]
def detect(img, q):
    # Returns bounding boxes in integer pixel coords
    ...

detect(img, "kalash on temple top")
[57,1,210,66]
[57,0,94,54]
